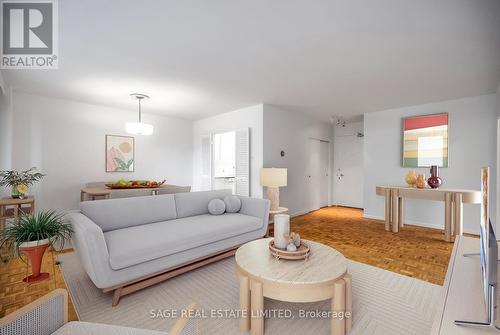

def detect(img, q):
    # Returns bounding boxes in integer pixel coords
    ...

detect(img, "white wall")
[0,86,13,197]
[364,94,497,234]
[0,71,5,95]
[192,105,264,198]
[497,84,500,227]
[11,92,193,211]
[263,105,333,216]
[0,89,12,170]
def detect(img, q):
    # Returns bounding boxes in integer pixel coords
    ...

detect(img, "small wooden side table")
[80,188,112,201]
[267,207,288,237]
[0,196,35,229]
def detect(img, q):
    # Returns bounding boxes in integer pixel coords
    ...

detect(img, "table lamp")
[260,168,287,211]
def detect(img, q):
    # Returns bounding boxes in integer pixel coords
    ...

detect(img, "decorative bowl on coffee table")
[268,239,310,260]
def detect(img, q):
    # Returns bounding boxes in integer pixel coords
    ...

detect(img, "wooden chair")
[0,289,199,335]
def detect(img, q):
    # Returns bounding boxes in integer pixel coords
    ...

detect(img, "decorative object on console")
[273,214,290,249]
[126,93,154,135]
[286,243,297,252]
[415,174,427,189]
[0,167,44,199]
[289,232,301,247]
[260,168,287,211]
[223,195,242,213]
[405,170,417,187]
[0,210,72,284]
[106,135,135,172]
[403,113,449,168]
[208,198,226,215]
[427,165,442,189]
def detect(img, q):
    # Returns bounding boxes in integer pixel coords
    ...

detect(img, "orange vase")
[415,174,427,189]
[20,240,50,284]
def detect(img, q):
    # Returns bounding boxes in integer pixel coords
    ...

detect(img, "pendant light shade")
[126,93,153,135]
[125,122,154,135]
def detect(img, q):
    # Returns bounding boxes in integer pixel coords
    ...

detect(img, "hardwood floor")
[0,248,78,320]
[0,206,456,320]
[291,206,454,285]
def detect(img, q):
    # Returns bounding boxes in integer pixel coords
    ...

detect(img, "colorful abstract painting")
[106,135,135,172]
[403,113,448,167]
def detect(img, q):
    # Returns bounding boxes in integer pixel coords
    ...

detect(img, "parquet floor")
[0,248,78,320]
[0,206,457,321]
[290,207,455,285]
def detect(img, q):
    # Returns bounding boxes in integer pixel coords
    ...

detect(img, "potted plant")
[0,167,45,198]
[0,210,73,284]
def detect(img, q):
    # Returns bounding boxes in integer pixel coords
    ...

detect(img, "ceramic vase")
[405,170,417,187]
[427,165,442,189]
[415,174,427,189]
[274,214,290,250]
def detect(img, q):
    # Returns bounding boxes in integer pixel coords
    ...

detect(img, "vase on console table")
[415,174,427,189]
[274,214,290,250]
[427,165,442,189]
[405,170,417,187]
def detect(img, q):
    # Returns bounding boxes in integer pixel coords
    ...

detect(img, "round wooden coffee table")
[235,238,352,335]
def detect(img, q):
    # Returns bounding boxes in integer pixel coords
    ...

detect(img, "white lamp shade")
[260,168,287,187]
[126,122,154,135]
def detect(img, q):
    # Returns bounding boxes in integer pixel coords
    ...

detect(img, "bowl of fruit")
[105,179,166,189]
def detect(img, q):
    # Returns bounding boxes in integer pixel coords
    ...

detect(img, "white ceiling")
[2,0,500,121]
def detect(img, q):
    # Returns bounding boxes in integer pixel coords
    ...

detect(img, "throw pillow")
[224,195,242,213]
[208,199,226,215]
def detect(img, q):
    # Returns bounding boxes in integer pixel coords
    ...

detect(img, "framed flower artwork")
[105,135,135,172]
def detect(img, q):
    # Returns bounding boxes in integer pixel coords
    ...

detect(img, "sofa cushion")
[80,194,177,232]
[174,189,232,218]
[224,195,242,213]
[208,199,226,215]
[104,213,263,270]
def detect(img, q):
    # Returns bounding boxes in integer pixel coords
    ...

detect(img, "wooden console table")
[376,186,481,242]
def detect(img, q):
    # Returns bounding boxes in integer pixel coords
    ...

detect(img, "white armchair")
[0,289,199,335]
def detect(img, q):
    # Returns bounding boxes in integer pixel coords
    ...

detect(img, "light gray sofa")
[68,189,269,305]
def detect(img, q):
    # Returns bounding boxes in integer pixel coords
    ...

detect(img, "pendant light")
[126,93,154,135]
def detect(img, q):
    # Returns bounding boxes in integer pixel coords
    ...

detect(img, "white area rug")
[58,252,441,335]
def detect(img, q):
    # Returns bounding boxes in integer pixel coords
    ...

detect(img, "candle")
[274,214,290,249]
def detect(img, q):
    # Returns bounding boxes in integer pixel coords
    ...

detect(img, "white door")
[333,122,364,208]
[319,141,330,207]
[308,139,330,211]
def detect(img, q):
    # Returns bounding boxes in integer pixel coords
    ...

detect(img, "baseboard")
[363,213,443,230]
[289,210,310,218]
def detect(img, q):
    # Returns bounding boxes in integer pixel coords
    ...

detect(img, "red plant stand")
[20,243,50,285]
